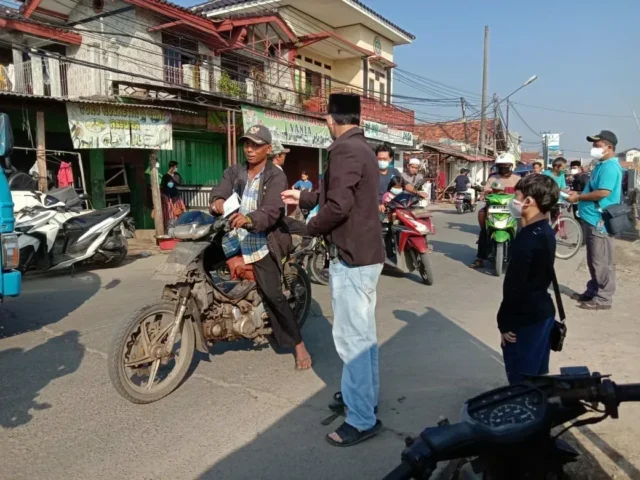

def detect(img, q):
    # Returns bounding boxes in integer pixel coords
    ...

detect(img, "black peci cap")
[587,130,618,146]
[240,124,272,145]
[328,93,361,115]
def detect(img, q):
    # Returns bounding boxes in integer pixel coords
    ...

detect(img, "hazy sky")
[363,0,640,158]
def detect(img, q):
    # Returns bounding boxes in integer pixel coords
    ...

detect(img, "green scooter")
[485,193,517,276]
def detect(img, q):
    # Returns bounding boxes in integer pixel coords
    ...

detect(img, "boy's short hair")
[515,174,560,214]
[532,161,542,167]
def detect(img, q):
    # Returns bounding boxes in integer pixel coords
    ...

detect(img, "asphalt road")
[0,208,591,480]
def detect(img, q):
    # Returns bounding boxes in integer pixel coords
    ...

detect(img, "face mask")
[508,198,523,218]
[378,160,389,170]
[167,182,175,188]
[498,167,511,176]
[570,168,579,175]
[173,167,178,172]
[591,147,604,160]
[390,188,403,195]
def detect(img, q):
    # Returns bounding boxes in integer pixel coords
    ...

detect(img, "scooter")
[484,193,517,277]
[383,192,435,285]
[384,367,640,480]
[454,191,475,214]
[15,188,132,272]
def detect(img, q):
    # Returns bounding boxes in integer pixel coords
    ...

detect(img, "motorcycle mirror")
[0,113,14,158]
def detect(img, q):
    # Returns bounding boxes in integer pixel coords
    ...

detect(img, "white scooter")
[14,188,133,273]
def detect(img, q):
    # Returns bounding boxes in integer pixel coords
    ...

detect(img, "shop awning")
[422,142,494,162]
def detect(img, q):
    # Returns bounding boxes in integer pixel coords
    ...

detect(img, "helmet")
[495,152,516,167]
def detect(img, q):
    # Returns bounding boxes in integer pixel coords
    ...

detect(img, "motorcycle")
[484,193,517,277]
[454,191,475,215]
[108,210,312,404]
[382,192,435,285]
[15,188,132,273]
[383,366,640,480]
[292,236,330,286]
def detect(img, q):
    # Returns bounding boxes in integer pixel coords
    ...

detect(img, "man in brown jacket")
[282,93,385,447]
[209,124,311,370]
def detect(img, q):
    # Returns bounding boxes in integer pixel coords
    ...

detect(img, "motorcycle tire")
[309,249,330,286]
[418,252,434,286]
[287,262,312,329]
[108,301,195,404]
[494,244,504,277]
[108,236,128,268]
[456,204,463,214]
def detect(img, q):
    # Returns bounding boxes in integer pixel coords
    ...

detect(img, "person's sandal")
[469,259,483,269]
[326,420,383,447]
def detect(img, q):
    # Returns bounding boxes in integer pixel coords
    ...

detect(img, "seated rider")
[454,168,471,193]
[382,176,404,205]
[470,152,521,269]
[209,124,312,371]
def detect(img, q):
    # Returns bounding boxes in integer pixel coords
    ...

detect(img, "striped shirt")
[236,168,269,264]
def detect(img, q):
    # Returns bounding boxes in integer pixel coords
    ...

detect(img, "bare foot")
[294,342,312,370]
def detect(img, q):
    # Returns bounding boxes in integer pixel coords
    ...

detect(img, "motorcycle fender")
[188,298,208,354]
[492,230,511,243]
[407,235,428,254]
[152,242,209,282]
[102,232,125,251]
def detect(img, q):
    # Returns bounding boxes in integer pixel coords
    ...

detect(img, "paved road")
[0,208,593,479]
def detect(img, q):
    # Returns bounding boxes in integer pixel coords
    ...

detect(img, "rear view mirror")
[0,113,14,158]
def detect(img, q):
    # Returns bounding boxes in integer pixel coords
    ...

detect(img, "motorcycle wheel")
[108,236,128,268]
[456,204,463,214]
[470,204,476,212]
[418,252,434,285]
[309,248,330,286]
[286,262,312,329]
[494,244,504,277]
[108,301,195,404]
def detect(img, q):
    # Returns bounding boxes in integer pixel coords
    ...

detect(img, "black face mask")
[498,167,511,176]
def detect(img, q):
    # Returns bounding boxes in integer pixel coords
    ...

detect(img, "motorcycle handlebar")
[615,383,640,403]
[381,462,415,480]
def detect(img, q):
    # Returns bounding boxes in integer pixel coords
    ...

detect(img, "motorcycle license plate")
[488,206,509,214]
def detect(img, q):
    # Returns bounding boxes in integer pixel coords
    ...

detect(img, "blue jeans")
[501,316,555,385]
[329,260,383,431]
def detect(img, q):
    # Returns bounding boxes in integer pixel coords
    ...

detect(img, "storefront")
[362,119,414,171]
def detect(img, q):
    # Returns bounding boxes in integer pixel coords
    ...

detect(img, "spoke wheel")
[108,301,195,404]
[553,216,583,260]
[286,263,312,329]
[309,248,330,286]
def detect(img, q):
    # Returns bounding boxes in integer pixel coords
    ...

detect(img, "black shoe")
[571,293,593,302]
[579,301,611,311]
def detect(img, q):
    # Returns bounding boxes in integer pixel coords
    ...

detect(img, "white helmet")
[495,152,516,168]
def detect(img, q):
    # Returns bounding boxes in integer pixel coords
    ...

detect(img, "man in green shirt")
[543,157,568,190]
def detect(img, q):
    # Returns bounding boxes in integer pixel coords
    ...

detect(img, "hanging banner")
[241,106,331,148]
[543,133,560,152]
[363,120,413,147]
[66,103,173,150]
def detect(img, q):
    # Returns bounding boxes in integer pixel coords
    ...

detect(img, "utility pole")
[493,94,500,153]
[505,99,510,151]
[542,132,549,168]
[461,97,469,145]
[479,25,489,156]
[36,111,47,192]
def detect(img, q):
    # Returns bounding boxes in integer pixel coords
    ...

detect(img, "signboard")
[543,133,560,152]
[241,106,332,148]
[66,103,172,150]
[363,120,413,147]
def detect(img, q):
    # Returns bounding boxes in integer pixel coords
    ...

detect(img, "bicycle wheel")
[553,216,583,260]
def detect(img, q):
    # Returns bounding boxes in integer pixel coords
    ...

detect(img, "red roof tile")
[415,119,496,144]
[520,151,542,164]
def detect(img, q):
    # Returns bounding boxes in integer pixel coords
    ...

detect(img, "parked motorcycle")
[384,367,640,480]
[292,236,330,286]
[15,188,132,273]
[108,211,312,404]
[382,192,435,285]
[484,193,517,277]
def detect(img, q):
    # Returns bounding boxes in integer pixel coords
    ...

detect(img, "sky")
[361,0,640,158]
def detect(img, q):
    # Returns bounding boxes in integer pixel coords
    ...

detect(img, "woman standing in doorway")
[160,161,186,232]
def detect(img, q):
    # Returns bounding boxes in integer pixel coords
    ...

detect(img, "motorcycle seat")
[413,210,432,220]
[64,207,123,232]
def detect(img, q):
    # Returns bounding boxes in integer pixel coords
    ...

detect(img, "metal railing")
[0,59,70,97]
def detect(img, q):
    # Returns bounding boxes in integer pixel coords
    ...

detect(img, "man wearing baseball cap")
[271,140,290,171]
[208,123,312,369]
[567,130,622,310]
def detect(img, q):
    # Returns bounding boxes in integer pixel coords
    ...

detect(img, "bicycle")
[551,201,583,260]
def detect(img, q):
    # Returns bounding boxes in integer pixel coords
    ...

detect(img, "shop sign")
[363,120,413,147]
[66,103,172,150]
[241,106,331,149]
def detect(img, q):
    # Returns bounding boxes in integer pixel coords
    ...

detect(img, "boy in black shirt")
[498,174,560,384]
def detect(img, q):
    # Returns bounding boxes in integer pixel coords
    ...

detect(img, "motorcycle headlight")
[1,233,20,270]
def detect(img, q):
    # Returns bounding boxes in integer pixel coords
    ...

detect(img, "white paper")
[223,193,241,218]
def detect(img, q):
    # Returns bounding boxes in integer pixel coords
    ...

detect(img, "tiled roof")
[193,0,415,40]
[415,119,496,144]
[520,151,542,164]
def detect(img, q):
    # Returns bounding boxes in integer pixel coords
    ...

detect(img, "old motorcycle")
[108,211,312,404]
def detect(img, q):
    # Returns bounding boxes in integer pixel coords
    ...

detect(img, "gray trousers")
[583,223,616,306]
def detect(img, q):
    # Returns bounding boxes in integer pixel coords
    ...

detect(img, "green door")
[158,135,225,186]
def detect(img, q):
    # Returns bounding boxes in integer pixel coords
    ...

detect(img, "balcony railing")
[0,59,69,97]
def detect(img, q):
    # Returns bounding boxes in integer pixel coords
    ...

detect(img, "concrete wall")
[335,24,394,62]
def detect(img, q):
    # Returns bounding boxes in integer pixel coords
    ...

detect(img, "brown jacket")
[300,127,384,267]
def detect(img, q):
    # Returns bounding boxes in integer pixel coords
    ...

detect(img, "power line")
[512,102,634,119]
[509,103,539,137]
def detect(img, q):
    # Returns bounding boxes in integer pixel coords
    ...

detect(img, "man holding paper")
[209,124,312,370]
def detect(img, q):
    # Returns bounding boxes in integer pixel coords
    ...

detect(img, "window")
[314,60,322,67]
[162,34,198,85]
[305,68,322,95]
[368,79,374,96]
[324,64,331,70]
[305,57,312,63]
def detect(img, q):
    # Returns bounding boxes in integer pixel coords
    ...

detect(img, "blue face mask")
[167,182,175,188]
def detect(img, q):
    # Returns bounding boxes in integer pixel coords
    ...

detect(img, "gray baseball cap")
[272,140,290,155]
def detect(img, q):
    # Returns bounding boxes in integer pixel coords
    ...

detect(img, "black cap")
[587,130,618,146]
[328,93,361,115]
[240,124,272,145]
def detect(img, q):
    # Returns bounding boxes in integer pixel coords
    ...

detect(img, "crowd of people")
[203,87,626,448]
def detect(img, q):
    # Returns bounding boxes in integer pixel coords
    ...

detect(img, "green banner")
[241,106,331,149]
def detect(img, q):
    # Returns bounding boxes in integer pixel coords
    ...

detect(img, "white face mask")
[570,168,579,175]
[508,198,524,219]
[173,167,178,172]
[378,160,389,170]
[390,188,403,195]
[591,147,605,160]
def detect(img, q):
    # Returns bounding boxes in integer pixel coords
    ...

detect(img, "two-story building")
[0,0,415,228]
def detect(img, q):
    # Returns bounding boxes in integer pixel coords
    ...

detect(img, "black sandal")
[326,420,383,447]
[329,391,378,414]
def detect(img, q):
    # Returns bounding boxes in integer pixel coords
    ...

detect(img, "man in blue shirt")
[568,130,622,310]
